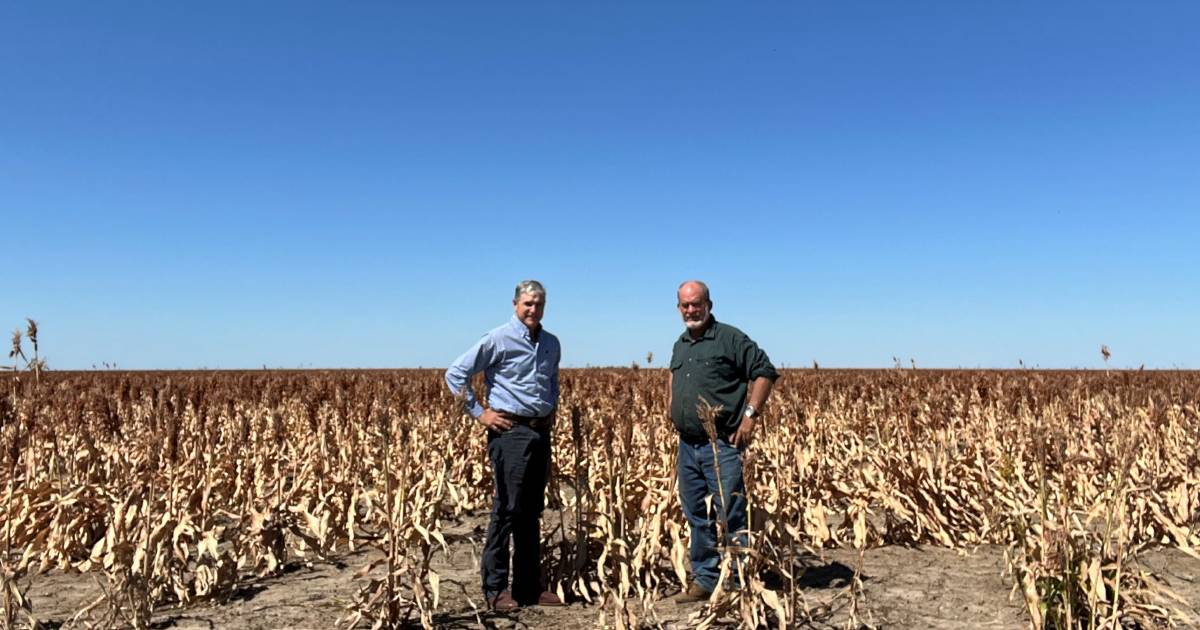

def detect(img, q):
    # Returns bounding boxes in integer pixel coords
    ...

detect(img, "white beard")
[684,315,710,331]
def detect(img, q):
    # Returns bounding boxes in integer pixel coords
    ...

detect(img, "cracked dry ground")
[20,513,1200,628]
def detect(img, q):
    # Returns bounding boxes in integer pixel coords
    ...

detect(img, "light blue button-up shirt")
[445,316,561,419]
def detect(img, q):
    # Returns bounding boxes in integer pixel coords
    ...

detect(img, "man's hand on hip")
[478,408,513,432]
[730,417,755,448]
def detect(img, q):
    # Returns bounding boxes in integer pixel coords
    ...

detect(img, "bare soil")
[20,512,1200,628]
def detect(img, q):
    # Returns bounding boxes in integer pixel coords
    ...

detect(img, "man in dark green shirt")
[668,280,778,602]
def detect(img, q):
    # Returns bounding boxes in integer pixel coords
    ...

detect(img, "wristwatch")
[743,405,757,419]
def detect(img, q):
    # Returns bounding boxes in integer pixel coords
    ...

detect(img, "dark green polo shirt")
[669,318,779,442]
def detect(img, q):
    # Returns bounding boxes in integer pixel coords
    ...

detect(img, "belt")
[680,432,722,446]
[499,411,553,430]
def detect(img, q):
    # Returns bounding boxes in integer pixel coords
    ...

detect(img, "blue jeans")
[677,437,747,592]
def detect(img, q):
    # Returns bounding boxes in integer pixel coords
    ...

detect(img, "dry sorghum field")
[2,368,1198,629]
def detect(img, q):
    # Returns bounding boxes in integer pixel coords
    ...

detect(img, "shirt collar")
[679,317,718,343]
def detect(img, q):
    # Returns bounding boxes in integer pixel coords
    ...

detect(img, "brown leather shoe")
[487,590,520,612]
[670,582,712,603]
[534,590,564,606]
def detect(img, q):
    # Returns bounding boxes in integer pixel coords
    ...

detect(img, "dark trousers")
[481,423,550,602]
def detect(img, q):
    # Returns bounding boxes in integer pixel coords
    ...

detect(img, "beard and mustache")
[683,310,711,331]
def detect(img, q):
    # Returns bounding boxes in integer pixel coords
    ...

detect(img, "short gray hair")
[677,279,711,303]
[514,279,546,300]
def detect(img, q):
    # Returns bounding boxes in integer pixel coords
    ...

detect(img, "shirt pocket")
[697,351,738,381]
[536,345,552,371]
[670,356,685,372]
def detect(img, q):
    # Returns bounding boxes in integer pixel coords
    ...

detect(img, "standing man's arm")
[446,335,513,432]
[746,376,775,412]
[731,377,774,447]
[549,341,561,426]
[730,336,780,448]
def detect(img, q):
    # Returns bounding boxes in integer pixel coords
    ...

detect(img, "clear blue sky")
[3,3,1197,369]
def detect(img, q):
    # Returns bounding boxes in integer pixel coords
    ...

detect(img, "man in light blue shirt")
[445,279,563,611]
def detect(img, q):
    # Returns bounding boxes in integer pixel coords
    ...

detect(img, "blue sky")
[3,3,1197,369]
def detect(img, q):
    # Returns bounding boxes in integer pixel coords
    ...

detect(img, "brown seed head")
[9,328,24,360]
[696,396,723,442]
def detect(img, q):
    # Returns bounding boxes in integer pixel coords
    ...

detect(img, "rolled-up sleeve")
[736,334,779,382]
[445,334,497,418]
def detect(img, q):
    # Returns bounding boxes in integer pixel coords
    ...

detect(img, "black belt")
[499,411,553,430]
[680,433,719,446]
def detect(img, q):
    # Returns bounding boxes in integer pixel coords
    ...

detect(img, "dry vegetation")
[1,355,1199,628]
